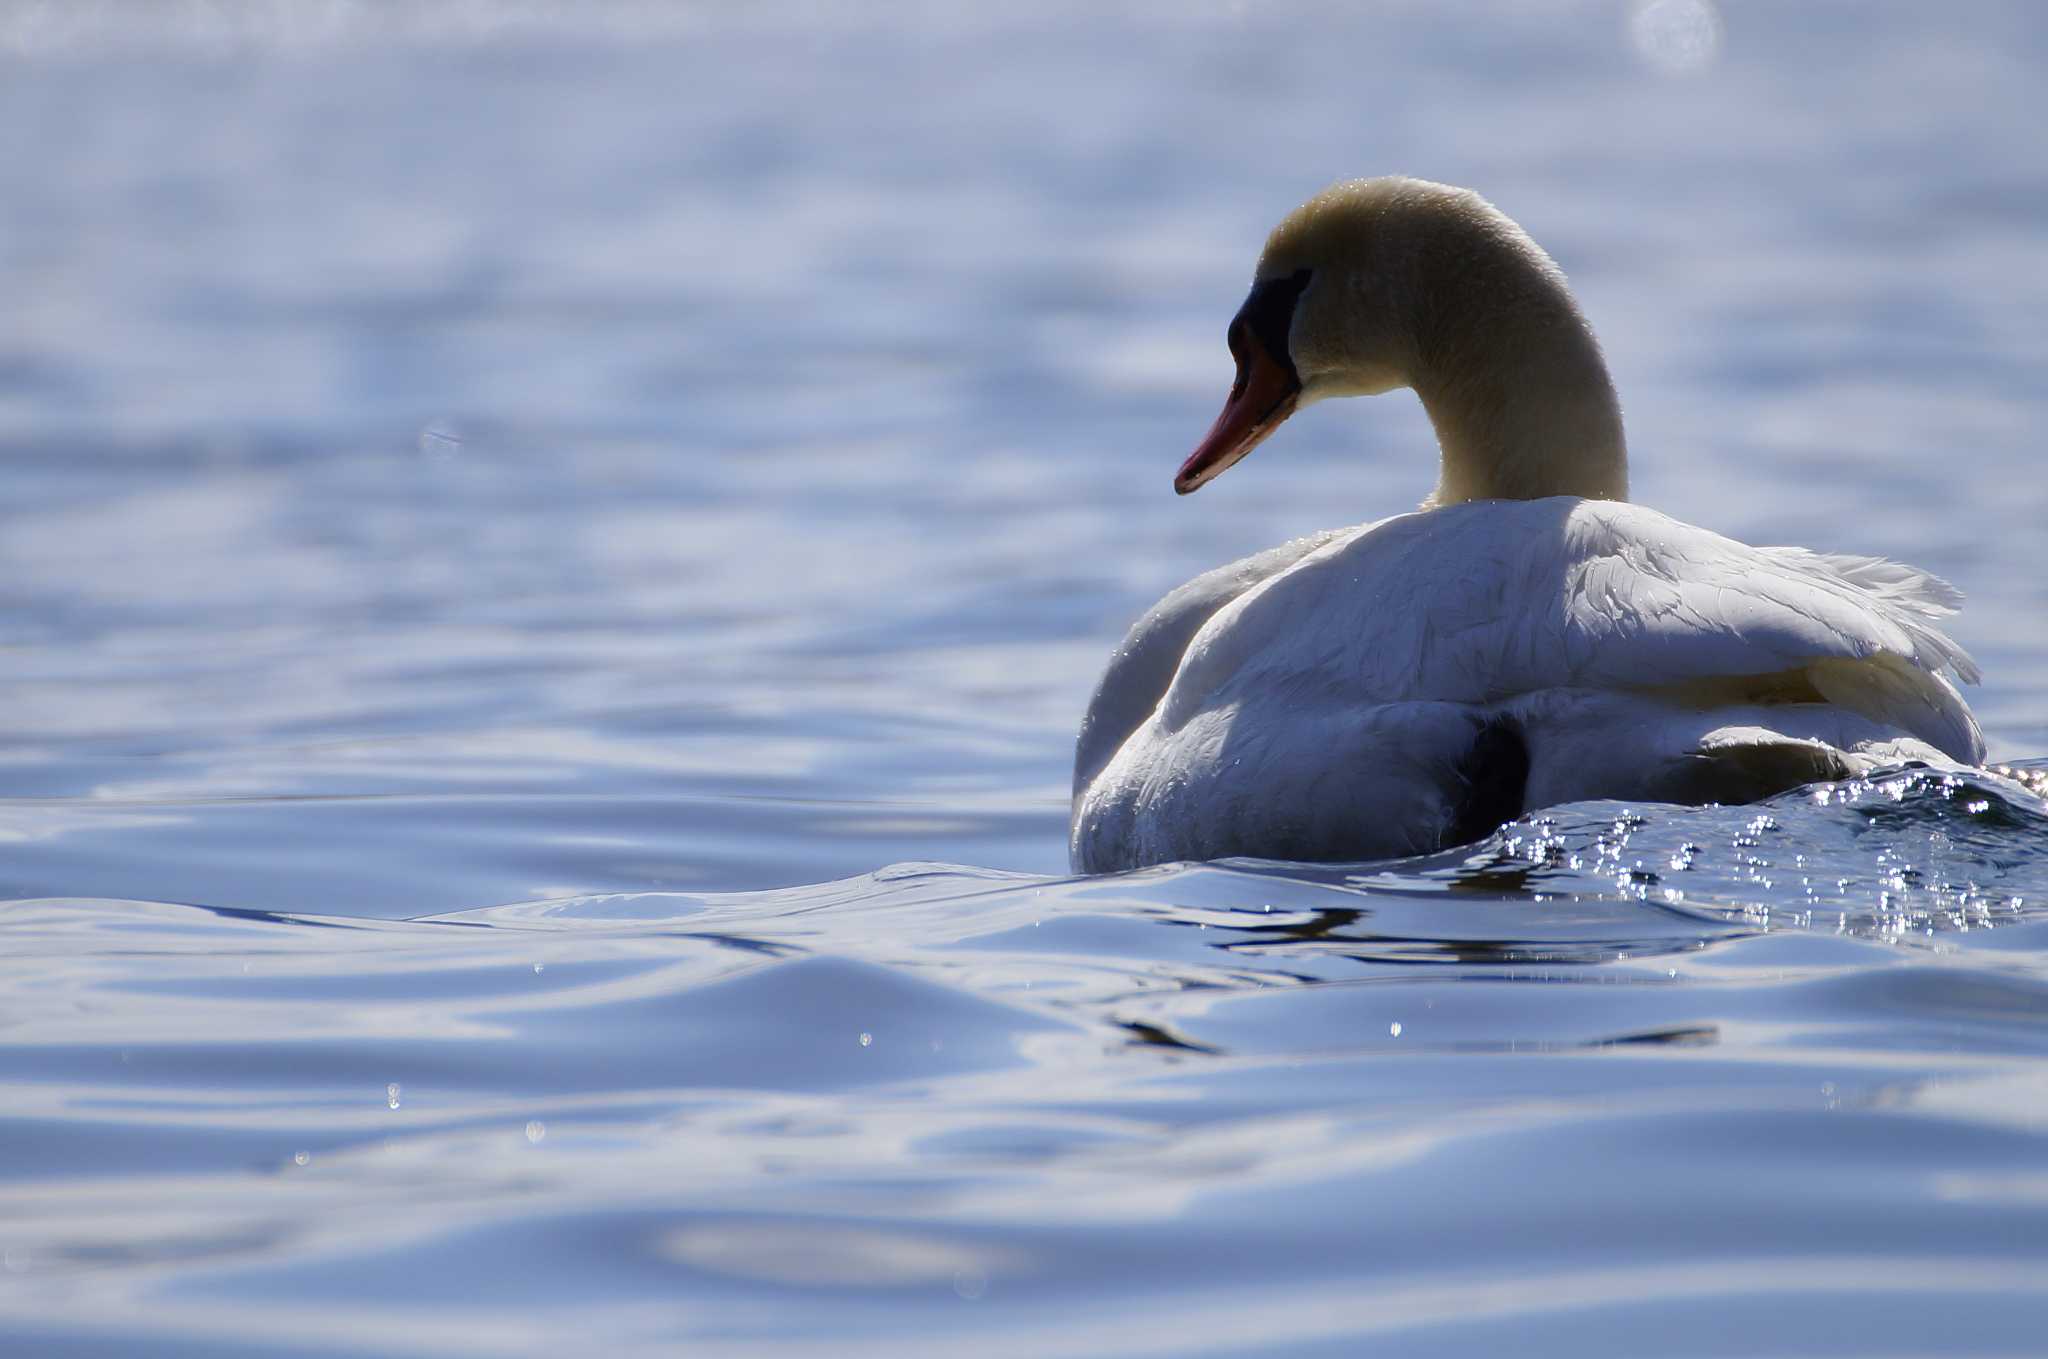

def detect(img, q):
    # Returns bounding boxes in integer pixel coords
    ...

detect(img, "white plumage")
[1071,179,1982,873]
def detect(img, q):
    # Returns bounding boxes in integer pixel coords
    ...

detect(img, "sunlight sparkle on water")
[1629,0,1724,75]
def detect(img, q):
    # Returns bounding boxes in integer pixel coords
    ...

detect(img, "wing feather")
[1153,498,1980,760]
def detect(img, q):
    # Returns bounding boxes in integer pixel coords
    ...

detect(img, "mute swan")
[1071,176,1982,874]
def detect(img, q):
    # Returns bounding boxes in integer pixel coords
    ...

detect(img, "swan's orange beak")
[1174,332,1301,494]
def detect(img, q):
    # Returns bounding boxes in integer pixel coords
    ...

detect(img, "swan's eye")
[1228,268,1313,385]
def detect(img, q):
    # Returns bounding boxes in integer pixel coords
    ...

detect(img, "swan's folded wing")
[1543,503,1982,760]
[1155,499,1981,762]
[1552,503,1978,691]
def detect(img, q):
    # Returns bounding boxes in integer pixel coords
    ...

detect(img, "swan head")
[1175,177,1627,504]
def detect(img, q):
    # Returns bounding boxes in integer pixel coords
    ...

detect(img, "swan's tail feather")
[1763,547,1980,685]
[1802,551,1966,617]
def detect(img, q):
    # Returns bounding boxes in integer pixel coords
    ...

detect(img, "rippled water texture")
[5,3,2048,1354]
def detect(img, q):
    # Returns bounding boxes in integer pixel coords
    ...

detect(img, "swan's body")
[1071,177,1982,873]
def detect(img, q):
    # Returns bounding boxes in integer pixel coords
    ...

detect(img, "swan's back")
[1072,499,1981,873]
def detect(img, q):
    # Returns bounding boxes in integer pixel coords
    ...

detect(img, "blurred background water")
[3,1,2048,1354]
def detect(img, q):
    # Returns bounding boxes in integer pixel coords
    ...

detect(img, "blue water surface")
[4,3,2048,1354]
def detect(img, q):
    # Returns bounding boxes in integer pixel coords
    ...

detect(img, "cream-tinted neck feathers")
[1260,177,1628,506]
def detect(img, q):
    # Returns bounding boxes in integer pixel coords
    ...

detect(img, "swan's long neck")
[1405,235,1629,507]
